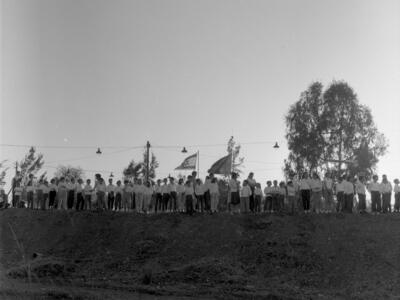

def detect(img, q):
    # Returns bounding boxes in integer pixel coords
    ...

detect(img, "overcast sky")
[1,0,399,187]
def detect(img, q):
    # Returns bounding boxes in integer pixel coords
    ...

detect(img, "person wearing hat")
[394,179,400,212]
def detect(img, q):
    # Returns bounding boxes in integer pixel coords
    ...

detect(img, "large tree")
[123,150,159,181]
[285,81,388,178]
[0,160,8,185]
[19,147,45,182]
[54,165,85,180]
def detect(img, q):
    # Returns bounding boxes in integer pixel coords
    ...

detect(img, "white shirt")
[287,185,296,196]
[254,187,263,196]
[155,185,162,194]
[228,179,238,192]
[124,185,133,193]
[143,186,153,196]
[161,184,169,194]
[264,186,273,196]
[241,185,252,197]
[394,184,400,193]
[115,185,123,194]
[195,184,204,196]
[336,182,345,193]
[106,184,115,193]
[177,184,185,194]
[135,184,145,195]
[14,187,23,196]
[209,182,219,194]
[323,178,333,190]
[310,179,322,192]
[368,182,381,192]
[184,185,194,196]
[355,180,366,195]
[299,179,311,190]
[168,183,177,193]
[96,182,107,193]
[343,181,354,195]
[75,184,83,193]
[49,184,58,192]
[84,184,93,195]
[381,182,392,193]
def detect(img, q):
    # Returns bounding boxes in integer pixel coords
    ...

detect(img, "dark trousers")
[394,193,400,212]
[36,190,43,209]
[204,190,211,211]
[170,192,177,211]
[131,193,136,210]
[371,191,381,212]
[115,193,122,210]
[76,192,84,210]
[85,195,92,210]
[49,191,57,208]
[344,193,353,213]
[249,194,255,212]
[382,193,391,213]
[27,191,34,209]
[67,190,74,209]
[155,193,162,212]
[196,194,205,212]
[108,192,115,210]
[186,195,194,215]
[358,193,366,211]
[254,195,261,212]
[301,189,311,211]
[264,196,272,211]
[336,192,344,212]
[162,193,170,211]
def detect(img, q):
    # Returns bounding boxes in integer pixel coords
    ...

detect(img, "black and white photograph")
[1,0,399,299]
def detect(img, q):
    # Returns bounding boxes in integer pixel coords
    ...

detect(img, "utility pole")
[146,141,150,183]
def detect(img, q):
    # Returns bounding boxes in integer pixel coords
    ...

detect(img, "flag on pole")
[175,153,198,170]
[208,154,232,175]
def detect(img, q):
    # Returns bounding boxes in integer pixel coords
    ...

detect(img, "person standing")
[48,179,58,210]
[26,175,35,209]
[263,181,273,213]
[203,176,211,212]
[394,179,400,212]
[143,181,153,214]
[84,179,93,210]
[169,177,178,212]
[135,179,145,213]
[240,180,252,213]
[228,173,240,213]
[184,180,195,215]
[381,175,393,213]
[195,179,205,213]
[323,172,334,213]
[161,178,170,212]
[114,180,123,211]
[335,176,345,213]
[66,178,76,210]
[95,177,107,211]
[254,183,263,213]
[299,173,311,213]
[154,179,163,213]
[355,176,367,213]
[247,173,257,212]
[209,177,220,213]
[57,177,68,210]
[107,178,116,210]
[75,179,84,211]
[343,176,355,213]
[310,173,323,214]
[177,178,186,212]
[368,175,382,214]
[287,180,296,214]
[14,180,23,208]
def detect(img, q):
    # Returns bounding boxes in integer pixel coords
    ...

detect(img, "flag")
[175,153,197,170]
[208,154,232,175]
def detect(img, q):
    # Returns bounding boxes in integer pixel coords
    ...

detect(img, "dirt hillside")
[1,209,400,299]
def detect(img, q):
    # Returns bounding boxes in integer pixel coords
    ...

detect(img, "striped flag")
[175,153,197,170]
[208,154,232,175]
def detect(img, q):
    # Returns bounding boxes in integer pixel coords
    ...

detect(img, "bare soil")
[1,209,400,299]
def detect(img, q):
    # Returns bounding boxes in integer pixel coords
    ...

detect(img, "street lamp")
[96,147,102,155]
[181,147,188,153]
[273,142,280,149]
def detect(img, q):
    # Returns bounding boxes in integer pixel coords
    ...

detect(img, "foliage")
[19,147,44,182]
[0,160,8,185]
[123,150,159,180]
[285,80,388,178]
[54,165,85,180]
[227,136,244,174]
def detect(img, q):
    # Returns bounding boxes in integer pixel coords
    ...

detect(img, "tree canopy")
[19,147,45,182]
[123,150,159,181]
[284,81,387,178]
[54,165,85,180]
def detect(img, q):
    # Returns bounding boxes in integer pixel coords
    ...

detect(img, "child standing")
[209,178,220,213]
[335,176,345,213]
[184,180,195,215]
[263,181,273,213]
[299,173,311,213]
[169,177,178,212]
[143,181,153,214]
[161,178,170,212]
[26,176,35,209]
[122,180,132,212]
[136,179,144,213]
[75,179,84,211]
[84,179,93,210]
[310,173,323,213]
[177,178,186,212]
[287,180,296,214]
[355,176,367,213]
[114,180,123,211]
[394,179,400,212]
[228,173,240,213]
[240,180,252,213]
[57,177,68,210]
[107,178,115,211]
[368,175,381,214]
[195,179,205,213]
[254,183,262,213]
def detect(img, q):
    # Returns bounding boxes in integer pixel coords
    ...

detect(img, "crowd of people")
[1,170,399,215]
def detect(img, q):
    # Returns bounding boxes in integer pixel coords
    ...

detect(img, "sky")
[1,0,400,189]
